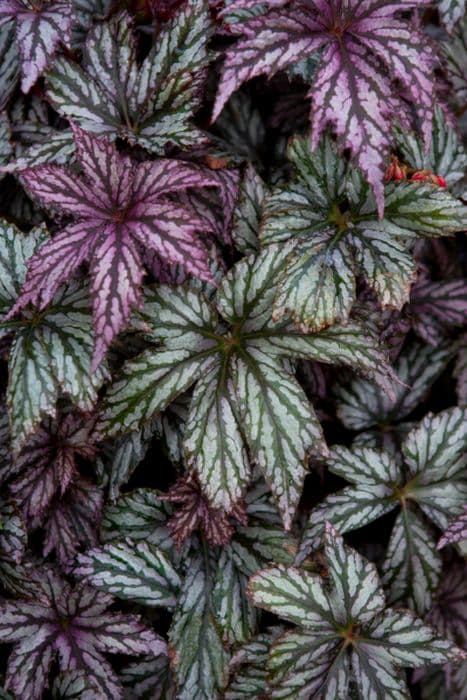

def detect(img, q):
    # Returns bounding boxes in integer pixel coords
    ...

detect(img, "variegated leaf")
[101,489,174,554]
[0,574,166,700]
[47,3,211,152]
[443,16,467,103]
[395,106,467,193]
[335,341,454,432]
[438,0,466,32]
[0,21,19,110]
[0,500,26,564]
[120,655,176,700]
[184,362,251,515]
[231,163,265,255]
[297,480,395,562]
[0,0,76,93]
[402,407,467,519]
[168,544,229,699]
[100,346,218,437]
[101,248,394,528]
[7,282,108,453]
[213,549,257,645]
[382,509,442,615]
[41,478,103,565]
[260,133,467,333]
[52,671,99,700]
[11,127,223,367]
[213,486,296,645]
[438,506,467,548]
[106,420,159,500]
[249,524,465,698]
[232,347,325,529]
[0,222,100,452]
[214,0,438,214]
[225,630,281,700]
[75,541,181,608]
[409,278,467,346]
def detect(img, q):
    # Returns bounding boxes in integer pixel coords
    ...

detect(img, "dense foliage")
[0,1,466,698]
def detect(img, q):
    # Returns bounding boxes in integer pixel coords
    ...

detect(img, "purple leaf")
[0,499,27,564]
[0,571,166,700]
[0,0,76,93]
[214,0,437,215]
[427,558,467,645]
[8,412,97,522]
[10,126,229,367]
[438,506,467,548]
[39,477,103,565]
[161,474,248,549]
[213,9,328,121]
[383,275,467,349]
[409,277,467,345]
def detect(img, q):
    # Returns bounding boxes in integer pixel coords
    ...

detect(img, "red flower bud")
[385,158,407,182]
[410,171,447,188]
[410,171,428,182]
[433,175,447,188]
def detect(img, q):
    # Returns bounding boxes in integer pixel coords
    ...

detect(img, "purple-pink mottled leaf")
[10,127,229,366]
[39,478,103,565]
[71,123,133,209]
[6,627,56,700]
[128,202,214,284]
[383,276,467,350]
[215,0,437,215]
[438,506,467,548]
[427,559,467,643]
[8,413,97,522]
[90,227,144,369]
[0,1,76,93]
[0,572,166,700]
[213,9,327,121]
[130,158,222,204]
[20,165,103,219]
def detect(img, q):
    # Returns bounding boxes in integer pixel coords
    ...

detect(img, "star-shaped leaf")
[0,570,166,700]
[77,478,298,689]
[334,340,455,446]
[249,523,466,699]
[213,0,437,214]
[46,3,211,153]
[298,406,467,614]
[8,126,224,367]
[260,134,467,333]
[99,247,395,528]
